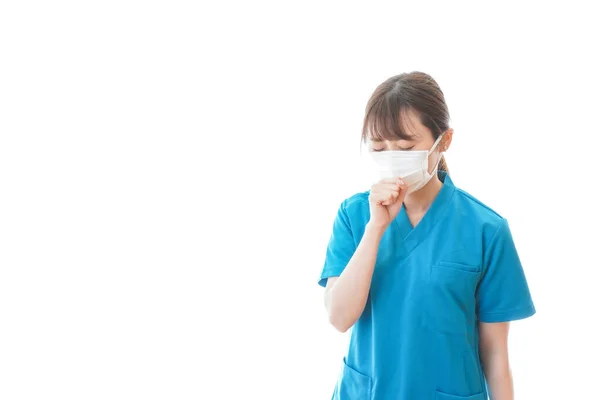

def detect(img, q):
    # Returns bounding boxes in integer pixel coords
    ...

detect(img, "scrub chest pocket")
[422,261,481,334]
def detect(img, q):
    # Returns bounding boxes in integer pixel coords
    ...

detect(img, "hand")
[368,178,408,229]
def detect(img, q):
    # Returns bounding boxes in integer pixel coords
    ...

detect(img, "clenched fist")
[368,178,408,229]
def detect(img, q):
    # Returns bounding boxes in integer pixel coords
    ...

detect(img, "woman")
[319,72,535,400]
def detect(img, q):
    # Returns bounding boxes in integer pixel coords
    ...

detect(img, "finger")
[395,178,408,193]
[388,192,404,206]
[382,181,407,206]
[372,192,396,206]
[374,179,405,194]
[372,183,402,194]
[380,190,400,206]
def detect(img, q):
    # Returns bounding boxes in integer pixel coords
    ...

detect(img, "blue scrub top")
[319,172,535,400]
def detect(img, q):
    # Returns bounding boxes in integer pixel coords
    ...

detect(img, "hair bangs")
[361,95,417,143]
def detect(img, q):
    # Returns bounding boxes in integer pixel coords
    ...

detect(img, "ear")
[440,128,453,152]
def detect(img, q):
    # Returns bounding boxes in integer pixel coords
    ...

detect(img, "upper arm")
[478,321,510,381]
[318,201,356,288]
[478,321,510,373]
[323,276,339,305]
[479,321,509,351]
[325,276,338,293]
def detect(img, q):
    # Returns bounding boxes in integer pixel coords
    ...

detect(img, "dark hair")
[361,71,451,172]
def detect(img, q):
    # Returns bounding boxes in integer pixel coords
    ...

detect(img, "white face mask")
[368,134,445,194]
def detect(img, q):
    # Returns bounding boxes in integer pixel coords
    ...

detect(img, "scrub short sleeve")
[318,200,356,288]
[476,218,536,323]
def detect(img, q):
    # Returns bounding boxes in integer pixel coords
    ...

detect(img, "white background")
[1,1,599,399]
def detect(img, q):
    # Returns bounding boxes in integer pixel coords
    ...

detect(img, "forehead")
[368,108,426,142]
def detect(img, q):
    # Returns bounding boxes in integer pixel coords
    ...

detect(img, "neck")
[403,173,443,213]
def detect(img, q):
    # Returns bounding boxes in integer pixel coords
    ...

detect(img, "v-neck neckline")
[393,171,456,256]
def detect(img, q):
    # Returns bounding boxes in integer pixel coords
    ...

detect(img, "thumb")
[396,179,408,202]
[389,194,404,215]
[389,180,407,215]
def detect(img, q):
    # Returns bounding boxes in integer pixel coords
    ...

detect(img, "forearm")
[325,223,385,332]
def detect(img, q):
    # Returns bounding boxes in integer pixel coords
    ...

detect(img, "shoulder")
[336,190,370,225]
[342,190,369,210]
[451,185,508,238]
[453,187,503,220]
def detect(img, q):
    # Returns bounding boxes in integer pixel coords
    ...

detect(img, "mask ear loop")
[426,133,446,175]
[427,133,445,155]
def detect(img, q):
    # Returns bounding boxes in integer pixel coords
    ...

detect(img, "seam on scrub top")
[478,303,535,318]
[454,187,504,220]
[432,262,481,274]
[435,260,481,269]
